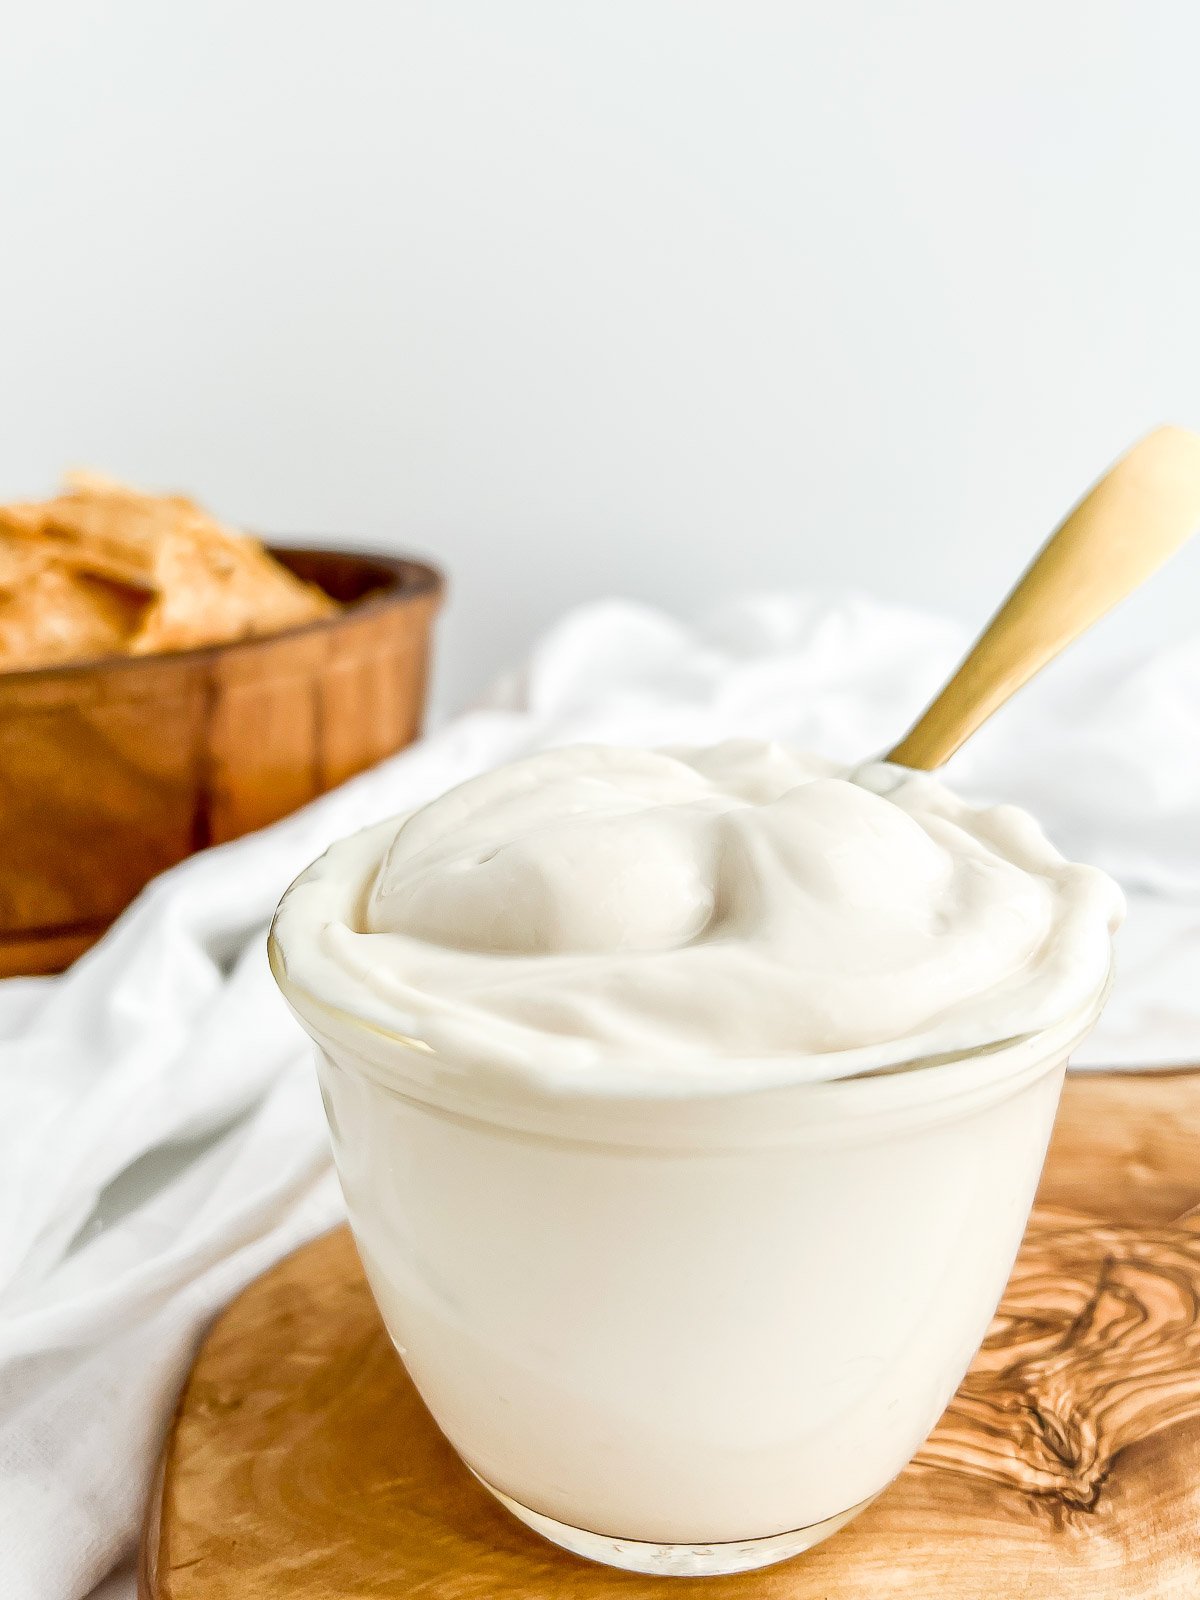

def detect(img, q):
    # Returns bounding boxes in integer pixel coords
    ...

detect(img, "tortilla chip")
[1,478,203,590]
[0,531,44,594]
[129,526,338,654]
[0,474,338,669]
[0,546,147,669]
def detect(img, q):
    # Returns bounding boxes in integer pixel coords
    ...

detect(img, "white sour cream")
[271,740,1123,1090]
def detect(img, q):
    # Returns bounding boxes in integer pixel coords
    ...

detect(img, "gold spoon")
[887,426,1200,771]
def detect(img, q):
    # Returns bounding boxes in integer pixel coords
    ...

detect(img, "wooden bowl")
[0,547,443,978]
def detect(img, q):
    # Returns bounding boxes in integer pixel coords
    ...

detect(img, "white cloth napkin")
[2,592,1198,1600]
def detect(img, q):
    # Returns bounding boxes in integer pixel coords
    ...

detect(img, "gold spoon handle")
[886,426,1200,771]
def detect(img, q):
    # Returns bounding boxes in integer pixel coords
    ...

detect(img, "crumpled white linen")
[1,592,1198,1600]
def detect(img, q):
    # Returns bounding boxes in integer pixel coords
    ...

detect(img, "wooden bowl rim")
[0,545,444,686]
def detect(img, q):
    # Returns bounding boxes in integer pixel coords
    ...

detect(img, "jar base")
[471,1472,874,1576]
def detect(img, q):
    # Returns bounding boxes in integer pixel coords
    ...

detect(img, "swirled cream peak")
[272,742,1123,1085]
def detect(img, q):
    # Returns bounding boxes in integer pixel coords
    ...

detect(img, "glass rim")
[270,927,1113,1145]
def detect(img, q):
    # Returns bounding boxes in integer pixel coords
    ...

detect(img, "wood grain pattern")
[0,549,441,977]
[141,1069,1200,1599]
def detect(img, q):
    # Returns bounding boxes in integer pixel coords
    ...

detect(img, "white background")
[2,1,1198,710]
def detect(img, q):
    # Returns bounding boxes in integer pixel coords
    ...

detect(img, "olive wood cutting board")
[139,1068,1200,1599]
